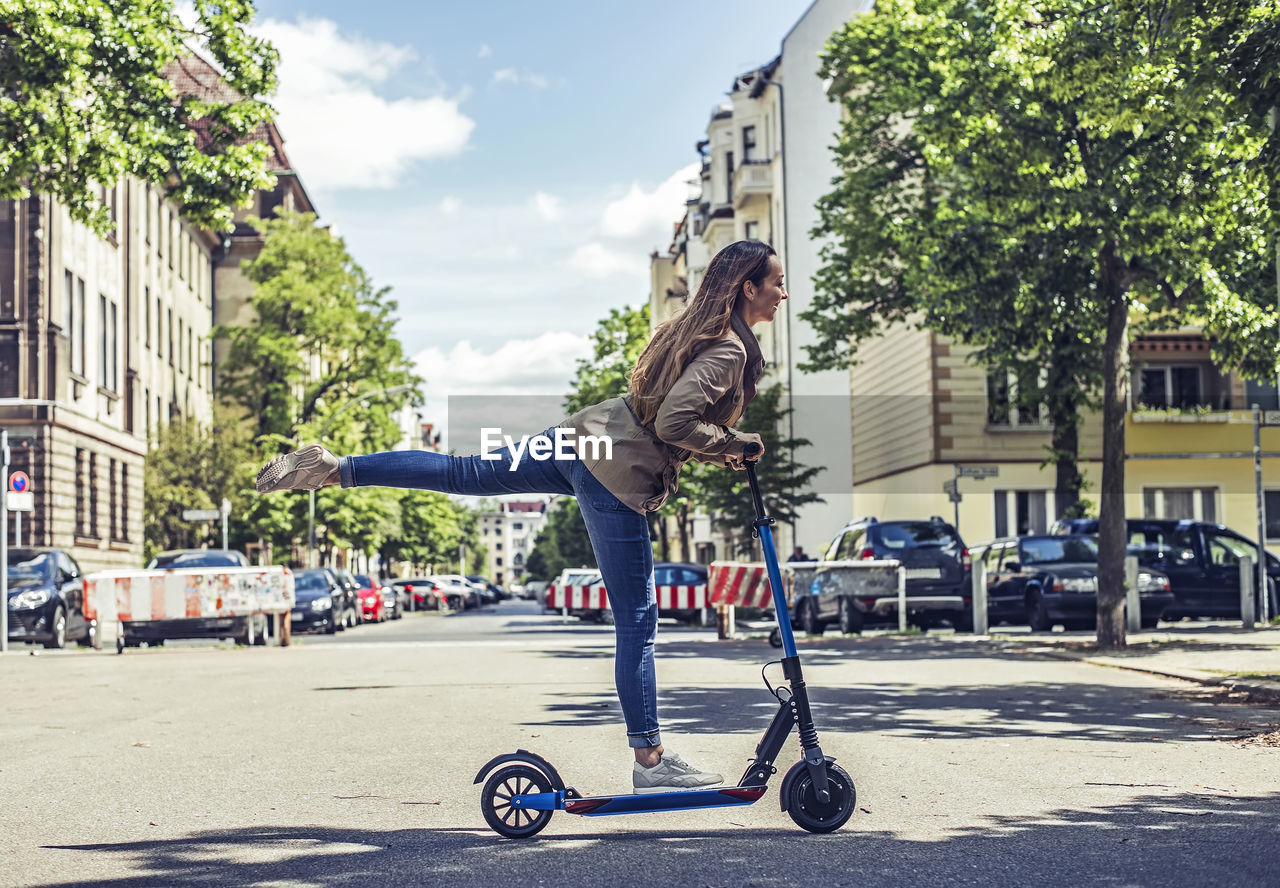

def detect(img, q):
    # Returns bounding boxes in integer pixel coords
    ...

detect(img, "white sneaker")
[632,751,723,794]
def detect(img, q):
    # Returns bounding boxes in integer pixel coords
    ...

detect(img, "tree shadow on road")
[36,790,1280,887]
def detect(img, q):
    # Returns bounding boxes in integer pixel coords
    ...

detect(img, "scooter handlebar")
[743,441,763,460]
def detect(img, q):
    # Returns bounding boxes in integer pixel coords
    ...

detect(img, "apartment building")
[0,57,314,571]
[477,500,548,586]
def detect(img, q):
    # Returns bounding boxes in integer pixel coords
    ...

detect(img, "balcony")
[732,158,773,209]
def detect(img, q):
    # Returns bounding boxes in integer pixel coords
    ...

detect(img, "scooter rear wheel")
[784,761,855,833]
[481,764,554,838]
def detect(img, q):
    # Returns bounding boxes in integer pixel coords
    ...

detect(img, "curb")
[1027,645,1280,701]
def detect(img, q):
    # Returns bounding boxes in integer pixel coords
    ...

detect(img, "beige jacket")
[560,323,761,513]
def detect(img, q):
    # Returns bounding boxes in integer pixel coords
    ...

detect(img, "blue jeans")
[338,429,661,749]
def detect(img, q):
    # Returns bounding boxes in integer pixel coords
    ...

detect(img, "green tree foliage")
[690,384,824,557]
[377,491,483,576]
[814,0,1280,648]
[0,0,277,234]
[143,406,253,563]
[563,304,651,415]
[216,209,421,558]
[526,498,597,581]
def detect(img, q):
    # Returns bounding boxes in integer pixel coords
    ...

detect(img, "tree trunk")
[676,504,690,562]
[1050,402,1082,519]
[1096,250,1129,650]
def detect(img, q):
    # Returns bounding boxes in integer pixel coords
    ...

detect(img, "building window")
[145,186,152,244]
[995,490,1052,536]
[1138,364,1204,409]
[744,220,760,241]
[145,388,151,432]
[109,458,118,541]
[725,150,734,203]
[512,522,523,531]
[514,553,524,567]
[75,449,87,535]
[1143,487,1217,522]
[496,557,503,567]
[1266,490,1280,541]
[88,452,99,538]
[1245,379,1280,411]
[99,297,118,391]
[496,543,503,551]
[168,308,174,365]
[144,287,151,349]
[987,368,1047,427]
[121,464,130,541]
[187,326,193,378]
[66,274,86,377]
[177,319,184,374]
[742,125,757,163]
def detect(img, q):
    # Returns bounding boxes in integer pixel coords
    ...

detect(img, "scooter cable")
[761,660,791,703]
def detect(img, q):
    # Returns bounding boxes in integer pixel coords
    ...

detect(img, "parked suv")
[805,517,970,633]
[1051,518,1280,620]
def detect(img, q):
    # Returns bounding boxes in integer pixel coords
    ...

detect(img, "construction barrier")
[707,561,773,608]
[545,584,709,611]
[84,566,295,652]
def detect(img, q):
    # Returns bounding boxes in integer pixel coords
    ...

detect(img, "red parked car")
[354,574,387,623]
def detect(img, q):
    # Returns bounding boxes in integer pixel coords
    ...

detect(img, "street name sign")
[7,492,33,511]
[957,465,999,479]
[182,508,222,521]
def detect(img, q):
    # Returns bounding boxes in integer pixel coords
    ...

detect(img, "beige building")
[477,500,548,586]
[0,57,315,571]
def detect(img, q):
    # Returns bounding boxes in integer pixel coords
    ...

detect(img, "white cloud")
[440,196,462,215]
[531,191,562,222]
[600,162,700,239]
[569,243,647,278]
[477,43,492,59]
[258,16,475,190]
[491,67,549,88]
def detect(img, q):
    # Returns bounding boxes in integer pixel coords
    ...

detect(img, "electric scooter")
[473,445,856,837]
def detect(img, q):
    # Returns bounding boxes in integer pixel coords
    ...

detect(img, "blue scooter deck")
[513,785,767,817]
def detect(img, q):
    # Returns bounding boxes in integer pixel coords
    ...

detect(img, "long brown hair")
[628,240,776,426]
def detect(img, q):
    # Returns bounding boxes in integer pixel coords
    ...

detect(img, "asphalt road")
[2,601,1277,887]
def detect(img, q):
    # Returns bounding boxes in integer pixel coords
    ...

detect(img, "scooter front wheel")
[769,627,783,648]
[481,764,554,838]
[784,761,855,833]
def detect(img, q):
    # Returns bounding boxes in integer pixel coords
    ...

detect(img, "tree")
[0,0,278,234]
[814,0,1280,648]
[143,406,253,563]
[692,384,824,558]
[563,304,651,415]
[216,210,421,557]
[527,498,597,581]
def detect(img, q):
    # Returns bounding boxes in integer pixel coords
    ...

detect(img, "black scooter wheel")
[784,761,855,833]
[481,764,554,838]
[769,627,784,648]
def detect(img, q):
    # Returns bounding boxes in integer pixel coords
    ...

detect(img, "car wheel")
[801,599,826,636]
[77,619,98,649]
[837,598,863,635]
[43,605,68,650]
[1026,592,1052,632]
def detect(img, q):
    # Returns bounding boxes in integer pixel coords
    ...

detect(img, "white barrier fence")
[84,566,295,652]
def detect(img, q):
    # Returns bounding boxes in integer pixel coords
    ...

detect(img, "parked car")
[428,575,478,610]
[353,574,387,622]
[128,549,267,646]
[434,574,485,609]
[389,577,440,611]
[653,562,709,626]
[322,567,360,628]
[360,575,402,620]
[972,534,1175,630]
[290,568,343,634]
[5,548,92,649]
[334,569,365,625]
[468,575,509,602]
[1052,518,1280,620]
[805,517,971,634]
[522,580,546,603]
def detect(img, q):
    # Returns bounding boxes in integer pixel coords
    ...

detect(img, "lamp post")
[307,384,415,568]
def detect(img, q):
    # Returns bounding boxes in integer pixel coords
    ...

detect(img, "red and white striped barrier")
[546,584,709,611]
[707,562,773,608]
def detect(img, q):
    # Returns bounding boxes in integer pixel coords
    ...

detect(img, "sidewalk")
[990,624,1280,699]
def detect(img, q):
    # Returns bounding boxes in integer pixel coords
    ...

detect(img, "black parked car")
[5,548,92,649]
[128,549,266,646]
[974,535,1175,631]
[290,569,343,634]
[468,575,509,602]
[1052,518,1280,620]
[324,567,361,628]
[805,517,970,633]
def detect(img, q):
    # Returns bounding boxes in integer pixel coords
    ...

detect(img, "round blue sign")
[9,471,29,493]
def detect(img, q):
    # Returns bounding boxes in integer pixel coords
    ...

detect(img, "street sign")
[7,492,33,511]
[948,491,962,504]
[8,470,29,493]
[182,508,221,521]
[956,465,999,479]
[1264,410,1280,427]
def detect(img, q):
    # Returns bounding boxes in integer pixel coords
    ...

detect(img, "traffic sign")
[8,471,29,493]
[942,480,957,494]
[182,508,221,521]
[7,492,33,511]
[956,465,999,479]
[1264,410,1280,427]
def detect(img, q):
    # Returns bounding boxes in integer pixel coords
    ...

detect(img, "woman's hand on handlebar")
[726,433,764,469]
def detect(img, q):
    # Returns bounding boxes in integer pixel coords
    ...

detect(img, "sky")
[246,0,813,440]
